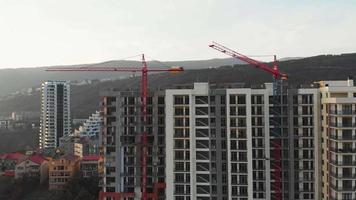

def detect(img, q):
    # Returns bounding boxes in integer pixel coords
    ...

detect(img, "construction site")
[44,42,356,200]
[0,37,353,200]
[0,1,354,200]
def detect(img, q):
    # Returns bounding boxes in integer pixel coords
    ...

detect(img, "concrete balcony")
[329,123,356,128]
[330,134,356,140]
[330,172,356,179]
[329,110,356,115]
[329,147,356,154]
[330,184,356,192]
[330,160,356,166]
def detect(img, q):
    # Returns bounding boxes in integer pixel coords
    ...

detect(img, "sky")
[0,0,355,68]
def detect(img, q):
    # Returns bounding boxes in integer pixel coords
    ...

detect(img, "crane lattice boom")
[209,41,287,80]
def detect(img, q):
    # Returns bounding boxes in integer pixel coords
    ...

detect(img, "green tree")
[74,188,95,200]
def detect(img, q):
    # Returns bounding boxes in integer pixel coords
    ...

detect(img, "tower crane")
[47,54,184,200]
[209,42,288,200]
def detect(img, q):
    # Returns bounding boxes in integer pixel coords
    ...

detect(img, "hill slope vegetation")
[0,58,241,96]
[0,53,355,118]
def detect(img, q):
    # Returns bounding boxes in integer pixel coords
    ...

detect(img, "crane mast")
[209,42,287,200]
[47,54,183,200]
[141,54,148,200]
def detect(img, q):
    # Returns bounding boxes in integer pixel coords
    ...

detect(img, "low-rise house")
[0,152,25,172]
[15,154,49,183]
[81,155,103,178]
[48,154,80,190]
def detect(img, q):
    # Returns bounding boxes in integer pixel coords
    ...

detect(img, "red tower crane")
[209,42,288,200]
[47,54,183,200]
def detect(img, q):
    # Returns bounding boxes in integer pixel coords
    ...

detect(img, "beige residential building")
[319,78,356,200]
[48,154,80,190]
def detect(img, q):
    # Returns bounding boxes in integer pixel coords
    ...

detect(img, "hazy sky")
[0,0,355,68]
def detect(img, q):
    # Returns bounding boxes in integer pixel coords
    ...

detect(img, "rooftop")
[16,154,47,165]
[61,154,80,161]
[28,154,48,165]
[82,155,101,161]
[1,152,25,160]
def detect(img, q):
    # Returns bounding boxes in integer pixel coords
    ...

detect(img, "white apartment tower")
[76,111,102,137]
[165,82,320,200]
[39,81,71,149]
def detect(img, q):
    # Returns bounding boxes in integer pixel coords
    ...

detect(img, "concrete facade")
[100,90,166,199]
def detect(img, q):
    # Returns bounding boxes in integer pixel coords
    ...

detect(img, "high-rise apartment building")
[165,83,233,200]
[165,82,320,200]
[39,81,71,149]
[319,79,356,200]
[289,87,320,200]
[100,78,356,200]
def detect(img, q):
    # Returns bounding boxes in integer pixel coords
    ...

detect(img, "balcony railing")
[330,160,356,166]
[330,172,356,179]
[329,147,356,154]
[329,110,356,115]
[330,134,356,140]
[330,184,356,191]
[330,197,356,200]
[329,123,356,128]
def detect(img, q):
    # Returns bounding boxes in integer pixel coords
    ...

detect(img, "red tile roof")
[3,152,25,160]
[28,155,47,165]
[82,155,101,161]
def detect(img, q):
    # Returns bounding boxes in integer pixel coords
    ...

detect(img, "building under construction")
[99,80,326,200]
[100,89,166,199]
[47,43,356,200]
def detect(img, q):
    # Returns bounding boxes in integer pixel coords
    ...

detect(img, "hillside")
[0,129,38,154]
[0,58,241,97]
[0,53,356,118]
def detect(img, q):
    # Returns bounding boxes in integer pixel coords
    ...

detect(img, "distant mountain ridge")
[0,58,242,97]
[0,53,356,118]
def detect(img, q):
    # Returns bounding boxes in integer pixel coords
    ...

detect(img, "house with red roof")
[0,152,25,173]
[81,155,103,178]
[15,154,49,183]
